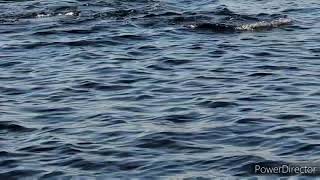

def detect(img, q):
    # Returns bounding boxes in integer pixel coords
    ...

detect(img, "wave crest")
[235,18,293,31]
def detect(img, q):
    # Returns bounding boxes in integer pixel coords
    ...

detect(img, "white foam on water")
[36,13,51,18]
[65,12,75,16]
[236,18,293,31]
[189,24,196,29]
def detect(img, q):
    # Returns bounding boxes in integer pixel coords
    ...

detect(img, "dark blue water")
[1,0,320,179]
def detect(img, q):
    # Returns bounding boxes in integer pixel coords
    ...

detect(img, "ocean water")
[1,0,320,179]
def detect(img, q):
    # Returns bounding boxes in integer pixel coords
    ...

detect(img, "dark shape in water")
[189,18,293,32]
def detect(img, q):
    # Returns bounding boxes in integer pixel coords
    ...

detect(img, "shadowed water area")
[1,0,320,179]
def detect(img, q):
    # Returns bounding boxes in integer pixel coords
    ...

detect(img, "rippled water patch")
[1,0,320,179]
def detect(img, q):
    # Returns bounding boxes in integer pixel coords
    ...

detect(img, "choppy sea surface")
[1,0,320,179]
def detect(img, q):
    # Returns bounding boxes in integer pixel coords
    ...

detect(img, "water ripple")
[0,0,319,179]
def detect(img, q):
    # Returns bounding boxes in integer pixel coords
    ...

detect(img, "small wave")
[0,122,35,133]
[235,18,293,31]
[36,11,80,18]
[198,100,238,108]
[0,9,80,22]
[0,18,18,24]
[36,13,51,18]
[188,18,292,32]
[74,80,132,91]
[188,23,235,32]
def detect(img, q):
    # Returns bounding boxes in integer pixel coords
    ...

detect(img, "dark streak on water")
[0,0,320,179]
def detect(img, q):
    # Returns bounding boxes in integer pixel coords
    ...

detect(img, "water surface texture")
[1,0,320,179]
